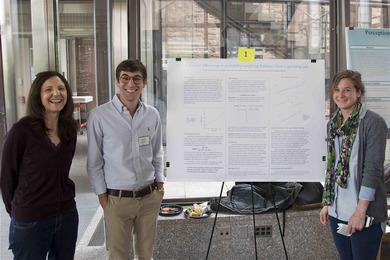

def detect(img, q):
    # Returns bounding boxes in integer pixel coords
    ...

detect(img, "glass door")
[0,0,33,128]
[58,0,97,127]
[0,0,112,129]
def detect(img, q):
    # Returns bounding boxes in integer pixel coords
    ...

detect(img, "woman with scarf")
[319,70,388,260]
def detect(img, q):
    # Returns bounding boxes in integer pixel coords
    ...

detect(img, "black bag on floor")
[210,182,302,214]
[295,182,324,205]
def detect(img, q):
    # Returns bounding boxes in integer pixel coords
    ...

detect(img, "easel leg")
[206,182,225,260]
[251,182,258,260]
[268,183,289,260]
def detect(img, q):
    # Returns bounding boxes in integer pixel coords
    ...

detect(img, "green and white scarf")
[322,103,361,205]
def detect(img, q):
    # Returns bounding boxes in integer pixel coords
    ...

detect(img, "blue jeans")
[329,216,383,260]
[9,208,79,260]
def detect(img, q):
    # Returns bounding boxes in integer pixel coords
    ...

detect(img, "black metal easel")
[205,182,289,260]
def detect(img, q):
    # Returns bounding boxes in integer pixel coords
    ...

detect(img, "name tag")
[138,136,150,147]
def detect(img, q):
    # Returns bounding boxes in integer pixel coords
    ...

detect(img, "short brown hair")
[330,70,365,102]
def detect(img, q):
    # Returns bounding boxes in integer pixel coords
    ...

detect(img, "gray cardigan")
[356,109,388,223]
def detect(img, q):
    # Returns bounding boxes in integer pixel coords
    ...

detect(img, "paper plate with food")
[159,204,183,216]
[184,202,211,219]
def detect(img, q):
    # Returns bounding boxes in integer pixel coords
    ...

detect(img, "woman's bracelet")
[158,187,165,192]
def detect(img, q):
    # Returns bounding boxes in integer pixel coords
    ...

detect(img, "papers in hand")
[337,223,351,236]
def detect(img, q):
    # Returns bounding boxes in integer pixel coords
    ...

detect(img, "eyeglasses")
[119,75,144,84]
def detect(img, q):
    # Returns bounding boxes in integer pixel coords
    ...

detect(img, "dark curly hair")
[26,71,77,141]
[115,59,147,80]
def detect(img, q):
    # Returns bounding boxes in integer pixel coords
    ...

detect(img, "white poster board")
[166,59,326,182]
[346,27,390,126]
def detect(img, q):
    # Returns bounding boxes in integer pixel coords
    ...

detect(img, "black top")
[1,116,77,222]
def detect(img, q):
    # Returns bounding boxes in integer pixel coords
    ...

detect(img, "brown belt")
[107,183,157,198]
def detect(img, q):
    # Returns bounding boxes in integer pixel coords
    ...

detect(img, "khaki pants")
[104,190,162,260]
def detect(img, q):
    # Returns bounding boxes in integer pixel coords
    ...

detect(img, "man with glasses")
[87,59,165,260]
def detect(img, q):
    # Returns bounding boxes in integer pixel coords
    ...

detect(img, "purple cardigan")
[0,116,77,222]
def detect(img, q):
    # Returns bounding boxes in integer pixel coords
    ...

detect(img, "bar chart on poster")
[346,27,390,126]
[166,59,326,182]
